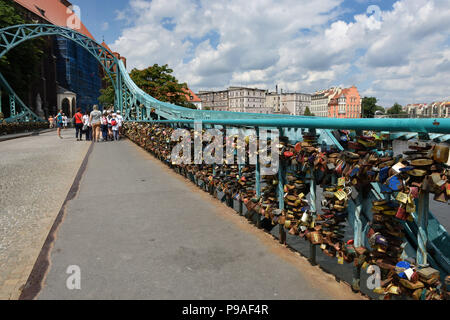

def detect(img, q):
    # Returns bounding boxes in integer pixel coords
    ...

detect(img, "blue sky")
[72,0,128,43]
[72,0,450,108]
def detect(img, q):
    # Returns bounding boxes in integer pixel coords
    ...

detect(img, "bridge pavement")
[30,138,361,300]
[0,129,90,299]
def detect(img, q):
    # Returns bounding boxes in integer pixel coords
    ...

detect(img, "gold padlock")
[433,144,449,164]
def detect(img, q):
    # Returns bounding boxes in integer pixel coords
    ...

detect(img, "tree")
[361,97,384,118]
[99,64,197,109]
[303,106,315,116]
[386,102,406,116]
[130,64,196,109]
[98,74,116,107]
[0,0,45,109]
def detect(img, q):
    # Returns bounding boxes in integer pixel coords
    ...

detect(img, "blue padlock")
[379,167,389,183]
[349,167,360,177]
[395,261,411,279]
[380,184,392,193]
[388,175,403,192]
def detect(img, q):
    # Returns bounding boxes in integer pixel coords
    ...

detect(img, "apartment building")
[281,92,311,115]
[403,102,450,118]
[311,90,332,117]
[228,87,269,113]
[312,86,361,118]
[197,90,229,111]
[266,92,282,113]
[197,87,269,113]
[266,92,311,115]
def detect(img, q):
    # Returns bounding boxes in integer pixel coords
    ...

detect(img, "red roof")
[13,0,95,40]
[183,88,201,102]
[101,41,113,53]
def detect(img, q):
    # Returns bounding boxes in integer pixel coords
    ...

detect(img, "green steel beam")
[142,118,450,134]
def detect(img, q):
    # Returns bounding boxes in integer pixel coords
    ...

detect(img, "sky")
[72,0,450,109]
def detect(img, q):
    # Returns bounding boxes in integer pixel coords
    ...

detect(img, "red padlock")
[396,205,408,221]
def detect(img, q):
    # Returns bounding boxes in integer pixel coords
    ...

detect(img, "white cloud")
[110,0,450,108]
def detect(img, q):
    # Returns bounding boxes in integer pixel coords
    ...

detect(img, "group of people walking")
[54,106,123,142]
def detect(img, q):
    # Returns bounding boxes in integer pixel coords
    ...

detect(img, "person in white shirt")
[62,114,68,129]
[111,113,120,141]
[82,111,91,141]
[116,110,123,139]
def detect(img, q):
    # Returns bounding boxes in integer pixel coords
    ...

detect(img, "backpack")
[111,119,117,126]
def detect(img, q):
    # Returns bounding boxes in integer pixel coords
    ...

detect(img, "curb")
[0,129,56,142]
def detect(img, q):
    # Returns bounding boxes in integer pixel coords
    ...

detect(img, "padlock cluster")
[0,121,49,135]
[380,142,450,221]
[366,204,444,300]
[124,122,448,300]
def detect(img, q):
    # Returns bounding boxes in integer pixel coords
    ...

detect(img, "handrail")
[142,118,450,134]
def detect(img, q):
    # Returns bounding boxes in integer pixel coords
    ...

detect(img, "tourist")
[48,115,54,128]
[107,110,113,141]
[116,110,123,139]
[82,111,91,141]
[63,113,68,129]
[74,108,84,141]
[90,105,102,143]
[55,110,63,139]
[111,113,119,141]
[101,110,109,142]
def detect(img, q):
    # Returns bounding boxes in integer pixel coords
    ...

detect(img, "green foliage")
[98,74,116,107]
[303,106,315,116]
[386,102,406,116]
[0,0,45,103]
[361,97,384,118]
[99,63,197,109]
[130,64,196,109]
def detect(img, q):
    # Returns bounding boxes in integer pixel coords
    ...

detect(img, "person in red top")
[74,108,84,141]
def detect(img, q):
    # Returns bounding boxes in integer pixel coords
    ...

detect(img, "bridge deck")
[19,136,360,300]
[0,130,90,300]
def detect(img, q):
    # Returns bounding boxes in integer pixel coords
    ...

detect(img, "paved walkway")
[0,129,90,299]
[0,128,56,142]
[33,139,361,300]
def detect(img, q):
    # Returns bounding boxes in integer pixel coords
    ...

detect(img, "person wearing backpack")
[111,113,119,141]
[107,110,114,141]
[89,105,102,143]
[74,108,84,141]
[101,110,109,142]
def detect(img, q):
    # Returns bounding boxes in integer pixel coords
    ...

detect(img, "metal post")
[9,94,16,117]
[309,170,317,265]
[353,196,363,248]
[238,155,245,218]
[416,190,429,266]
[278,127,286,244]
[352,195,363,292]
[255,127,261,227]
[116,70,122,115]
[308,128,318,265]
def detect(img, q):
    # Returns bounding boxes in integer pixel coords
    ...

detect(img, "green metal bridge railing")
[1,24,449,299]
